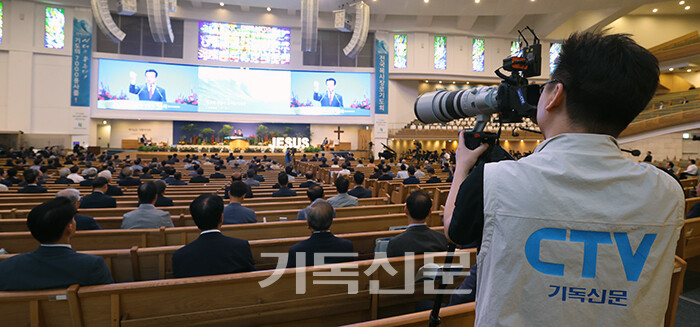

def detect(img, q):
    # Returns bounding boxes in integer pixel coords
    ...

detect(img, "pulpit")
[226,136,250,151]
[333,142,352,151]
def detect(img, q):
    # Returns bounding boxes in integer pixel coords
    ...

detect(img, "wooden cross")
[334,126,344,140]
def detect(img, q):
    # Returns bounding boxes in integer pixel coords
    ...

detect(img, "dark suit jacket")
[18,185,48,193]
[80,178,95,187]
[299,181,317,189]
[313,92,343,107]
[79,191,117,208]
[75,214,102,231]
[106,185,124,196]
[272,187,297,197]
[272,183,294,189]
[426,177,442,184]
[0,246,113,291]
[348,186,373,199]
[378,174,393,181]
[253,175,265,182]
[167,178,188,186]
[386,225,449,258]
[224,185,253,200]
[172,232,255,278]
[140,173,154,179]
[189,176,210,183]
[287,232,354,268]
[210,172,226,179]
[117,177,142,186]
[403,176,420,185]
[155,195,175,207]
[223,203,257,224]
[54,177,74,184]
[129,84,166,101]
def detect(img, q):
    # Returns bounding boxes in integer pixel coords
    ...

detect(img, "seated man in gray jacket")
[121,181,174,229]
[326,176,358,208]
[386,190,448,257]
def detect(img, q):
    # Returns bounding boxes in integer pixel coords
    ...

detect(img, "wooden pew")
[676,217,700,271]
[0,250,475,327]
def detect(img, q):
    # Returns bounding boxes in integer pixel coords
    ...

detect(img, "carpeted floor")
[674,271,700,327]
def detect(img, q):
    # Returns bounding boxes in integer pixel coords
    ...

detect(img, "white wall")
[310,124,366,150]
[109,120,174,147]
[387,80,420,131]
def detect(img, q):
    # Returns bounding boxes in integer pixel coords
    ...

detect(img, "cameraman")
[444,32,683,326]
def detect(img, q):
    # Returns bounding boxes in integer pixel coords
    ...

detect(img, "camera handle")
[463,114,515,165]
[428,243,458,327]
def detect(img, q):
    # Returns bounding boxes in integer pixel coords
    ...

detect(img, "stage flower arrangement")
[174,90,198,105]
[290,92,312,107]
[350,95,371,110]
[97,82,128,100]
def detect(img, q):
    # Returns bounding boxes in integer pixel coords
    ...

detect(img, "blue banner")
[375,39,389,115]
[70,10,92,107]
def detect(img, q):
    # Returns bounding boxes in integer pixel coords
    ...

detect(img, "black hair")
[229,181,249,198]
[174,172,182,180]
[197,168,204,175]
[137,181,158,204]
[153,179,167,194]
[406,190,432,221]
[70,165,79,174]
[691,159,696,164]
[408,165,416,176]
[551,31,659,137]
[305,171,314,179]
[426,166,436,174]
[247,169,255,178]
[145,69,158,77]
[353,171,365,185]
[27,197,76,243]
[190,194,224,230]
[325,77,336,85]
[278,173,289,186]
[23,169,38,184]
[335,176,350,193]
[307,184,324,201]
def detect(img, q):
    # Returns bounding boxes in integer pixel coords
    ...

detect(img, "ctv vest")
[476,133,684,326]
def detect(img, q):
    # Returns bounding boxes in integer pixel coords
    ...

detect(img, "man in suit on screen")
[313,78,343,107]
[129,69,166,102]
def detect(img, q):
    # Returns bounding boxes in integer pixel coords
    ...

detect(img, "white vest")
[476,134,684,327]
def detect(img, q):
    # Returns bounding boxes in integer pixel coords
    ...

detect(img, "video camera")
[414,26,543,165]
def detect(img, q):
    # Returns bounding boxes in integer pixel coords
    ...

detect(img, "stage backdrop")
[172,121,310,146]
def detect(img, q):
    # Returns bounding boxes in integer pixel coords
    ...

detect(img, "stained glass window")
[394,34,407,69]
[549,43,562,74]
[510,41,521,57]
[0,3,4,44]
[44,7,65,49]
[434,36,446,70]
[198,21,291,64]
[472,39,485,72]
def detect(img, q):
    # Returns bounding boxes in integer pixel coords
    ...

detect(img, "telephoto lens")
[413,86,499,124]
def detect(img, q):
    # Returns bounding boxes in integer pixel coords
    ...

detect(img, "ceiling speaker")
[116,0,137,15]
[91,0,126,43]
[343,1,370,58]
[301,0,319,52]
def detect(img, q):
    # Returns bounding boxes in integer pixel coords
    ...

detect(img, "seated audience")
[272,173,297,197]
[414,166,427,178]
[0,197,113,291]
[336,164,351,177]
[210,166,226,179]
[97,170,124,196]
[121,182,174,229]
[1,167,21,186]
[223,181,257,224]
[369,166,382,179]
[153,180,175,207]
[139,166,153,179]
[680,159,698,179]
[172,194,255,278]
[299,171,317,188]
[285,165,297,180]
[327,176,359,208]
[378,166,394,180]
[298,185,332,220]
[56,189,102,230]
[387,191,448,257]
[287,200,354,267]
[169,172,188,186]
[190,168,210,183]
[425,166,442,183]
[79,168,98,186]
[244,169,261,187]
[67,165,85,183]
[403,166,420,185]
[117,167,142,186]
[18,169,47,193]
[396,164,409,179]
[224,173,254,200]
[348,171,373,199]
[54,168,74,184]
[687,183,700,219]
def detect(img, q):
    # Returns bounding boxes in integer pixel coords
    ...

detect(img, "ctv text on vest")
[525,228,657,282]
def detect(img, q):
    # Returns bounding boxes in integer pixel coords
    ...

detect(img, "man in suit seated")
[1,167,21,186]
[210,166,226,179]
[319,158,330,168]
[297,185,334,221]
[403,166,420,185]
[425,166,442,183]
[348,171,373,199]
[152,180,175,207]
[244,169,260,187]
[190,168,210,184]
[80,168,98,187]
[117,167,142,187]
[129,69,166,102]
[54,168,74,184]
[378,166,394,181]
[18,169,48,193]
[121,182,174,229]
[0,197,113,290]
[327,176,358,208]
[298,171,317,188]
[80,177,117,208]
[386,191,448,257]
[272,173,297,197]
[172,194,255,278]
[97,170,124,196]
[56,189,102,230]
[166,171,188,186]
[224,173,254,200]
[223,181,257,224]
[287,200,354,268]
[139,166,154,179]
[396,164,410,179]
[300,154,308,162]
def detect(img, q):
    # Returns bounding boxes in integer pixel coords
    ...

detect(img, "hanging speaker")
[147,0,175,43]
[116,0,137,15]
[301,0,319,52]
[343,1,370,58]
[91,0,126,43]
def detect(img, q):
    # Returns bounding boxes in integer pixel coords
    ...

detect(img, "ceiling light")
[439,81,442,84]
[452,81,456,84]
[669,68,674,71]
[475,0,480,3]
[466,82,470,84]
[652,8,658,12]
[685,5,690,10]
[530,0,535,2]
[219,2,224,6]
[679,1,685,4]
[266,6,271,12]
[424,0,429,3]
[103,120,107,125]
[688,69,692,72]
[425,80,429,83]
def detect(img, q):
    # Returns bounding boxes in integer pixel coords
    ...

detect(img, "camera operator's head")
[540,31,659,138]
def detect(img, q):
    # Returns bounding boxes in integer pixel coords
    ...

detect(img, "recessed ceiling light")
[688,69,692,72]
[103,120,107,125]
[679,1,685,5]
[466,82,470,84]
[424,0,429,3]
[266,6,271,12]
[219,2,224,6]
[669,68,674,71]
[425,80,429,83]
[685,5,690,10]
[475,0,480,3]
[652,8,658,13]
[439,81,443,84]
[452,81,456,84]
